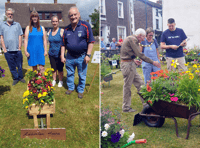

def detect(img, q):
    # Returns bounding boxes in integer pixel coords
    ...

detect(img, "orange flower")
[165,69,169,73]
[150,72,155,75]
[160,69,163,73]
[148,100,152,104]
[147,84,152,92]
[151,76,157,80]
[155,71,160,75]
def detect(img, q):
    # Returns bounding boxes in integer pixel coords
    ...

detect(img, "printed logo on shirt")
[67,34,71,36]
[78,31,82,37]
[168,36,180,39]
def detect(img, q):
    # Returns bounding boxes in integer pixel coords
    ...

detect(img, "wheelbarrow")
[133,93,200,139]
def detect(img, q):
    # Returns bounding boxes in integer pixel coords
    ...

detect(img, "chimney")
[54,0,57,4]
[7,0,10,3]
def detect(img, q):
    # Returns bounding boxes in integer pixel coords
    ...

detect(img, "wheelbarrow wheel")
[142,106,165,127]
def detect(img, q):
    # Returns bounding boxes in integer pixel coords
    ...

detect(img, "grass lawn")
[0,44,99,148]
[101,64,200,148]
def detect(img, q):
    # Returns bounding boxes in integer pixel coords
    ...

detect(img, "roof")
[137,0,162,9]
[5,2,76,29]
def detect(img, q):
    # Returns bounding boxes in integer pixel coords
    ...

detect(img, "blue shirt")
[0,21,23,51]
[61,20,95,55]
[161,28,187,58]
[110,41,117,49]
[101,40,106,49]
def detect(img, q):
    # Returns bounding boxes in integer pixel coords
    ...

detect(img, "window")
[101,0,106,15]
[117,26,126,40]
[156,9,158,16]
[156,19,159,29]
[38,12,42,20]
[118,1,124,18]
[45,13,50,20]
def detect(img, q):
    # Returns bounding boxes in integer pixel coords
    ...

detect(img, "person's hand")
[180,41,187,47]
[61,57,66,64]
[25,51,30,57]
[44,51,47,56]
[134,59,142,65]
[170,45,179,50]
[84,56,90,64]
[3,49,7,53]
[153,61,161,68]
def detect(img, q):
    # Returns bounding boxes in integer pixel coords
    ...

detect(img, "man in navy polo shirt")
[61,6,95,99]
[0,8,25,86]
[161,18,187,71]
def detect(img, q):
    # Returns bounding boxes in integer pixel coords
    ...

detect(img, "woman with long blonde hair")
[24,10,47,73]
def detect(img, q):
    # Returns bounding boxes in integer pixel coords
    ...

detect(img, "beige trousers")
[121,61,146,111]
[166,57,187,72]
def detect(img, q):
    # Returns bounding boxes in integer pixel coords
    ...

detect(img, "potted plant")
[108,54,121,69]
[22,68,55,112]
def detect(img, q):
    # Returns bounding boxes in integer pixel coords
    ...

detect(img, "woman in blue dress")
[48,16,64,87]
[24,10,47,73]
[140,27,160,84]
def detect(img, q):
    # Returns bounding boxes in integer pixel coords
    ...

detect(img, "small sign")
[21,128,66,140]
[104,75,113,82]
[112,60,117,66]
[91,51,100,63]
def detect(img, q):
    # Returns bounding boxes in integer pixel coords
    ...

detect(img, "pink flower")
[170,97,178,102]
[169,93,174,97]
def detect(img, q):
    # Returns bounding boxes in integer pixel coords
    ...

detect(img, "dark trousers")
[4,51,23,80]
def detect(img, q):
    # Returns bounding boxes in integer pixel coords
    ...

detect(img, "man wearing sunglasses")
[0,8,25,86]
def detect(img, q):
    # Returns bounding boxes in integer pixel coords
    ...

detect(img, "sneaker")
[58,81,63,87]
[78,93,83,99]
[65,90,74,95]
[52,80,56,86]
[20,78,26,83]
[123,108,137,113]
[12,80,19,86]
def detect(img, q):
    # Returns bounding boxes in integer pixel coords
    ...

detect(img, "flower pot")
[28,99,55,116]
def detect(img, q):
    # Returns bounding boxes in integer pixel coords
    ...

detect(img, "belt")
[68,50,86,58]
[121,59,134,62]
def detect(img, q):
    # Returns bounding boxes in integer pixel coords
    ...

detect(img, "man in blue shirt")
[110,38,118,50]
[0,8,25,85]
[101,37,106,50]
[61,6,95,99]
[161,18,187,71]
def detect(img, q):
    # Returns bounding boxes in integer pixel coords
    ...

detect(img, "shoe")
[12,80,19,86]
[20,78,26,83]
[52,80,56,86]
[58,81,63,87]
[65,90,73,95]
[78,93,83,99]
[123,108,137,113]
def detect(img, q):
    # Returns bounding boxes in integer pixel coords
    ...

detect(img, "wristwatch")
[86,54,91,58]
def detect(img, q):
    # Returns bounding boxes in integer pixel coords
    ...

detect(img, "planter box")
[148,100,197,119]
[28,99,55,116]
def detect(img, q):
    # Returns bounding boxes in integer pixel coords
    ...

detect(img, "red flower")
[148,100,152,104]
[33,89,37,93]
[35,79,42,84]
[45,84,48,88]
[38,73,42,76]
[28,83,32,87]
[41,76,46,81]
[151,76,157,80]
[150,72,155,75]
[147,84,152,92]
[117,121,120,124]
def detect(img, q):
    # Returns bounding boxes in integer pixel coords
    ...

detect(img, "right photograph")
[100,0,200,147]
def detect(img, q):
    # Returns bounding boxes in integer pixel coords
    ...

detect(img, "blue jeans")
[4,51,23,80]
[65,53,88,93]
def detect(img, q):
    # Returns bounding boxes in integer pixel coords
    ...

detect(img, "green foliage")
[112,54,120,60]
[89,9,99,36]
[101,60,111,78]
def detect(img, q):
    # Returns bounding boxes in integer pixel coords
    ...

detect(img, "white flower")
[102,131,108,137]
[119,129,125,138]
[104,123,110,130]
[127,132,135,143]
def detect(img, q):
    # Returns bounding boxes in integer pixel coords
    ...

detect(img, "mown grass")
[0,44,99,148]
[101,64,200,148]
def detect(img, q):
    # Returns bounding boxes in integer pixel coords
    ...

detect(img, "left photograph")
[0,0,99,147]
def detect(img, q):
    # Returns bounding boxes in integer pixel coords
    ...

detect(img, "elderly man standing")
[61,6,95,99]
[161,18,187,72]
[0,8,25,86]
[110,38,118,49]
[120,28,161,112]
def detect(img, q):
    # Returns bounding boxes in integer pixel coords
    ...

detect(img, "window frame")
[118,1,124,19]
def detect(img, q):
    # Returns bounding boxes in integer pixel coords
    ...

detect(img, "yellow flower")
[51,87,55,90]
[51,68,54,71]
[42,92,47,97]
[34,70,37,73]
[38,93,42,98]
[25,106,29,109]
[41,100,44,103]
[198,89,200,91]
[198,66,200,68]
[195,70,199,73]
[189,68,192,70]
[184,63,188,66]
[189,76,194,80]
[171,59,179,68]
[44,72,48,76]
[185,71,191,74]
[193,64,197,68]
[23,90,29,98]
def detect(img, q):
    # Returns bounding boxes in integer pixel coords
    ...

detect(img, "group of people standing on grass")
[120,18,187,112]
[0,6,94,99]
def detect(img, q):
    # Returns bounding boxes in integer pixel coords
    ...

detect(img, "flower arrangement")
[101,107,135,148]
[0,66,5,78]
[22,68,55,110]
[140,62,200,109]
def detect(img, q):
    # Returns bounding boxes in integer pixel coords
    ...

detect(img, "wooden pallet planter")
[28,99,55,129]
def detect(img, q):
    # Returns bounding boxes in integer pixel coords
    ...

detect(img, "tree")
[89,9,99,36]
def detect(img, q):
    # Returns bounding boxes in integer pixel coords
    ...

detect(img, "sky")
[0,0,99,22]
